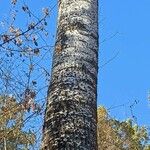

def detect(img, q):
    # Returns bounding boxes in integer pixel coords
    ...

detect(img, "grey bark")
[41,0,99,149]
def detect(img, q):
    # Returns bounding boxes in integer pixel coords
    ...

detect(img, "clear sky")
[0,0,150,127]
[99,0,150,126]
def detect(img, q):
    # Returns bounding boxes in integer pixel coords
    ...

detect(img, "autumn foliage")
[97,106,150,150]
[0,95,36,149]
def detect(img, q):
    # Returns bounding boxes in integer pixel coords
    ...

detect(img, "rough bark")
[41,0,99,149]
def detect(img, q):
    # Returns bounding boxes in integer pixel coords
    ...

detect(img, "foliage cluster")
[0,95,35,150]
[97,106,150,150]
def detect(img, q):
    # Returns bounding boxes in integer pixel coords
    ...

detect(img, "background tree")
[0,0,56,149]
[0,95,35,150]
[97,106,150,150]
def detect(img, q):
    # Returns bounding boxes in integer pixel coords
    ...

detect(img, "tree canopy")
[97,106,150,150]
[0,95,35,149]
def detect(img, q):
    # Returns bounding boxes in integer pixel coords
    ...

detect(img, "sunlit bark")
[41,0,99,149]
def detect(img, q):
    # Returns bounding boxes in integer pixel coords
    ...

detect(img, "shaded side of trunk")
[41,0,99,149]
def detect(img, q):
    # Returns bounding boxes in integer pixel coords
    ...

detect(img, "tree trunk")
[41,0,99,149]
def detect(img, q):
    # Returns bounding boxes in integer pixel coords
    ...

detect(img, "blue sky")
[99,0,150,125]
[0,0,150,127]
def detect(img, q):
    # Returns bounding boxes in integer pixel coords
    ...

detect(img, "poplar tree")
[41,0,99,149]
